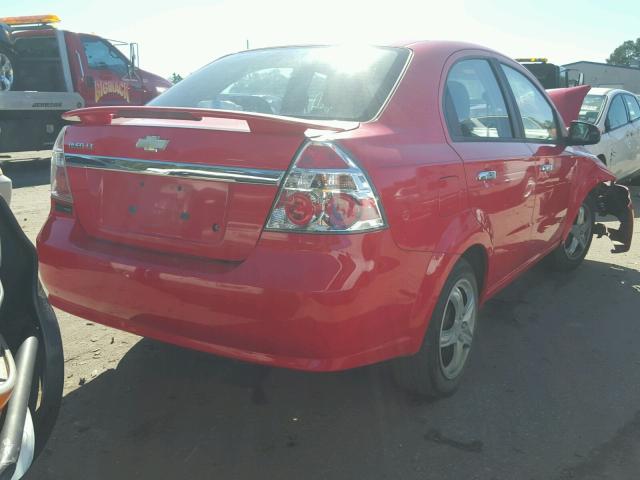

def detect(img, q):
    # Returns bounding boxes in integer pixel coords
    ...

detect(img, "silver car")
[0,166,11,205]
[578,87,640,180]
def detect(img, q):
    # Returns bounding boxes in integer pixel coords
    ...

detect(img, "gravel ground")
[5,157,640,480]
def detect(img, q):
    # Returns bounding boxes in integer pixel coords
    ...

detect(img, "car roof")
[588,87,636,97]
[243,40,504,58]
[395,39,503,56]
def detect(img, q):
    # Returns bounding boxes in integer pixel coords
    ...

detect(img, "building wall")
[564,62,640,94]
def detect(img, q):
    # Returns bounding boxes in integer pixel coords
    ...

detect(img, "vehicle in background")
[517,58,584,89]
[0,15,172,153]
[0,22,17,91]
[38,42,633,399]
[0,166,10,205]
[564,61,640,94]
[578,87,640,180]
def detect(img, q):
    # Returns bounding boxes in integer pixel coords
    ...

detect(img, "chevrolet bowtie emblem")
[135,136,169,152]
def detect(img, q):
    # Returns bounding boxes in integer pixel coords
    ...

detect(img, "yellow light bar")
[516,57,548,63]
[0,14,61,26]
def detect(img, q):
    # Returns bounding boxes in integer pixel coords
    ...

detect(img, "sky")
[4,0,639,79]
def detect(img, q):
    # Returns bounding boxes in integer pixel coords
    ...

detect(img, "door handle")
[477,170,497,181]
[540,163,553,173]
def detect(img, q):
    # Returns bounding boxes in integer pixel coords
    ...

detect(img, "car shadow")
[1,158,50,188]
[26,258,640,480]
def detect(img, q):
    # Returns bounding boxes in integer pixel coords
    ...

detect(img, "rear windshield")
[578,94,606,124]
[149,46,410,122]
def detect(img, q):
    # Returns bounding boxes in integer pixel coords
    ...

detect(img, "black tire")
[0,197,64,463]
[392,258,479,399]
[30,281,64,457]
[546,197,595,271]
[0,44,16,91]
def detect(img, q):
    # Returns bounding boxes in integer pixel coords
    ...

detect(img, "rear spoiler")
[61,106,359,135]
[546,85,591,126]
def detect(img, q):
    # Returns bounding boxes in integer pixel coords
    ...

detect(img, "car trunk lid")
[62,107,358,261]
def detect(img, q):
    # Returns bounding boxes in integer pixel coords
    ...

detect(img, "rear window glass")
[624,94,640,121]
[149,46,410,121]
[14,36,59,58]
[578,95,605,124]
[520,63,556,89]
[607,95,628,130]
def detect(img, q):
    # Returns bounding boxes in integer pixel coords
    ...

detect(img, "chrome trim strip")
[65,154,284,186]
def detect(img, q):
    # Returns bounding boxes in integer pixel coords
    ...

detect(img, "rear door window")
[623,94,640,122]
[607,95,629,130]
[444,59,513,139]
[500,64,558,141]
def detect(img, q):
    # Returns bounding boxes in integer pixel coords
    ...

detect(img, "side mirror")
[566,121,601,146]
[127,42,140,79]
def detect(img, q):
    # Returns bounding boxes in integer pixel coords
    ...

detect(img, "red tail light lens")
[51,127,73,205]
[284,192,317,226]
[324,193,361,229]
[266,141,385,233]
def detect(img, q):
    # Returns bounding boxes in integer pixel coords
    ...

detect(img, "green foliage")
[607,38,640,66]
[169,73,184,84]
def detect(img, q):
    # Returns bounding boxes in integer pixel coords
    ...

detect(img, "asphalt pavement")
[6,156,640,480]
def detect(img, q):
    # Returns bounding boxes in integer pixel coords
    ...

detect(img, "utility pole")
[246,39,250,50]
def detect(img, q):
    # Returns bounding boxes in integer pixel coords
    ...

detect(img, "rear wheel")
[392,258,478,398]
[0,46,15,91]
[546,198,595,271]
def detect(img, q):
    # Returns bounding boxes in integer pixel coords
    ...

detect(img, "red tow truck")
[0,15,172,152]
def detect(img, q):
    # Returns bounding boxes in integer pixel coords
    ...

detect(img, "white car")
[0,167,11,205]
[578,87,640,180]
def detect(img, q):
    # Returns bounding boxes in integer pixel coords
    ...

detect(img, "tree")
[607,38,640,67]
[169,73,183,84]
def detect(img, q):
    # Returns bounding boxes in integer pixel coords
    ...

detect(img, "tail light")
[265,141,385,233]
[50,127,73,205]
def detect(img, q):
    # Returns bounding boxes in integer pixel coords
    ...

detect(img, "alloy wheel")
[439,277,476,380]
[0,53,14,91]
[564,204,592,260]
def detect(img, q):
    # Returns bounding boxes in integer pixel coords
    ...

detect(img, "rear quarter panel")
[337,43,494,258]
[338,128,488,258]
[331,44,499,351]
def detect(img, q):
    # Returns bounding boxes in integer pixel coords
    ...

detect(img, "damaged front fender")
[592,182,634,253]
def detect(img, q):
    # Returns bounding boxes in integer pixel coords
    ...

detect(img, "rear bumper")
[37,215,440,371]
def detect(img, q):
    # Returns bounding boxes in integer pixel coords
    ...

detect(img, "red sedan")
[37,42,633,398]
